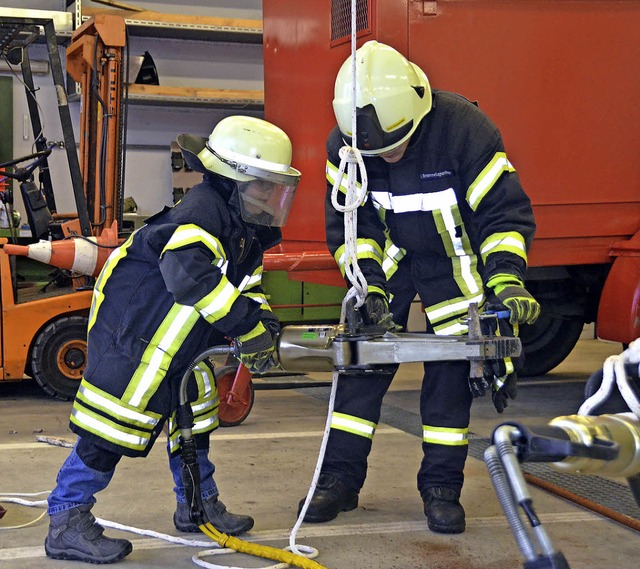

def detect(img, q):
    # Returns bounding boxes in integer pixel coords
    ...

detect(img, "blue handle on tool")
[485,310,511,320]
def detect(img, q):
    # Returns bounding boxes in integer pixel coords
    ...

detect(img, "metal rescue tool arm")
[275,304,520,373]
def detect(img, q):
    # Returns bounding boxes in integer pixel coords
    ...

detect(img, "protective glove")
[469,306,521,413]
[492,371,518,414]
[360,292,402,332]
[487,274,540,325]
[233,321,276,374]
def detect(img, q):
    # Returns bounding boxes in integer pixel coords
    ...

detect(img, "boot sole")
[302,494,359,523]
[427,520,466,534]
[45,538,133,564]
[173,514,255,536]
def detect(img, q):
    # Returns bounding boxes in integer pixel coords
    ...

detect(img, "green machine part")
[262,271,344,324]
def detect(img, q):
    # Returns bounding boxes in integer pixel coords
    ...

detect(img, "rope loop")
[578,338,640,417]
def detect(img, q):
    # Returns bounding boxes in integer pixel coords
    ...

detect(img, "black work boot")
[174,496,254,535]
[298,473,359,523]
[422,487,466,534]
[45,505,133,564]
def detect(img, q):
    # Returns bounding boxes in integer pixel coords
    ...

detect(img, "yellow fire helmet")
[333,40,432,156]
[198,116,301,227]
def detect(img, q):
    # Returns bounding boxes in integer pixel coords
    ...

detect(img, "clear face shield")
[206,143,300,227]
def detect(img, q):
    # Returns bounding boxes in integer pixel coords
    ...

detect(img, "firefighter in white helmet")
[45,116,300,563]
[299,41,539,534]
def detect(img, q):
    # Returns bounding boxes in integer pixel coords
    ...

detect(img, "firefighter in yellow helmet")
[45,116,300,563]
[299,41,539,534]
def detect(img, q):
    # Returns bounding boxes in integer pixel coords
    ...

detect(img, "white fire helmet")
[333,40,432,156]
[198,116,301,227]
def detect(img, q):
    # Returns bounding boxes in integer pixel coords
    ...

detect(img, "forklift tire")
[215,365,254,427]
[31,315,88,401]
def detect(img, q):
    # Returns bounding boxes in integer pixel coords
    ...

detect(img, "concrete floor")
[1,338,638,568]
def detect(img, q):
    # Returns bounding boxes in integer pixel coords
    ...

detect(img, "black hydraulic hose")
[177,346,233,528]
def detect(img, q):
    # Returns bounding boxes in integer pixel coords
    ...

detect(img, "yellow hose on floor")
[198,522,328,569]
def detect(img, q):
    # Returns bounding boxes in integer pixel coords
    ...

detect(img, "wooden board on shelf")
[82,7,263,34]
[126,83,264,109]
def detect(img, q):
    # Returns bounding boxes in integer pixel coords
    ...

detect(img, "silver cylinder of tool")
[549,413,640,477]
[275,324,351,372]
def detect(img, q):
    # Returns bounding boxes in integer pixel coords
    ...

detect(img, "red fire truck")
[261,0,640,376]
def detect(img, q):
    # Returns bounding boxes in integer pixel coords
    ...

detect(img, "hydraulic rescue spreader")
[175,304,520,569]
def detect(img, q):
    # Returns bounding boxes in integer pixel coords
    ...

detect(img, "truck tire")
[31,316,88,401]
[518,314,584,377]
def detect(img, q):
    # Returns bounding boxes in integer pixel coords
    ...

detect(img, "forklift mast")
[66,14,127,237]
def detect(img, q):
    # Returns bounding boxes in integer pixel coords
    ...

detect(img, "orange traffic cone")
[3,222,120,277]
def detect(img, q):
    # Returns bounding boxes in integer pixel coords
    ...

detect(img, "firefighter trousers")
[322,255,473,497]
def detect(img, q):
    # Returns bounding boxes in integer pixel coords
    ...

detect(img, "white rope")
[578,338,640,417]
[329,0,369,311]
[0,492,49,530]
[289,0,367,557]
[0,492,319,569]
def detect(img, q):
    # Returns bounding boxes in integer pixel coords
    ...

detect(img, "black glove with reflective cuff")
[233,321,276,374]
[487,274,540,326]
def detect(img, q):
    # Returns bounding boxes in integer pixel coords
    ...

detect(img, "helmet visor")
[237,178,298,227]
[206,142,300,226]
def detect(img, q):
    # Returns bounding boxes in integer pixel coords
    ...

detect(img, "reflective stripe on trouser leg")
[417,359,472,494]
[47,443,118,515]
[322,372,395,491]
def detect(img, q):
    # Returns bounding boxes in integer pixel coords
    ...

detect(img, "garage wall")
[1,0,263,220]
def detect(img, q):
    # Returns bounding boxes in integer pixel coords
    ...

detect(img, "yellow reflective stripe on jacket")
[194,276,241,324]
[193,362,217,402]
[372,188,476,264]
[74,380,162,430]
[334,239,383,275]
[70,405,153,452]
[422,425,469,446]
[88,232,136,332]
[480,231,527,264]
[123,304,200,408]
[466,152,516,211]
[382,240,406,280]
[326,160,364,198]
[245,292,269,306]
[451,254,483,297]
[239,266,263,291]
[166,364,219,453]
[161,223,226,260]
[425,293,485,336]
[331,412,376,439]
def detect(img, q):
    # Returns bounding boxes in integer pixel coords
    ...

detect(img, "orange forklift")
[0,14,125,400]
[0,14,268,427]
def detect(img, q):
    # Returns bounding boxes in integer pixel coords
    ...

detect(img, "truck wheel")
[518,314,584,377]
[31,316,88,400]
[215,365,254,427]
